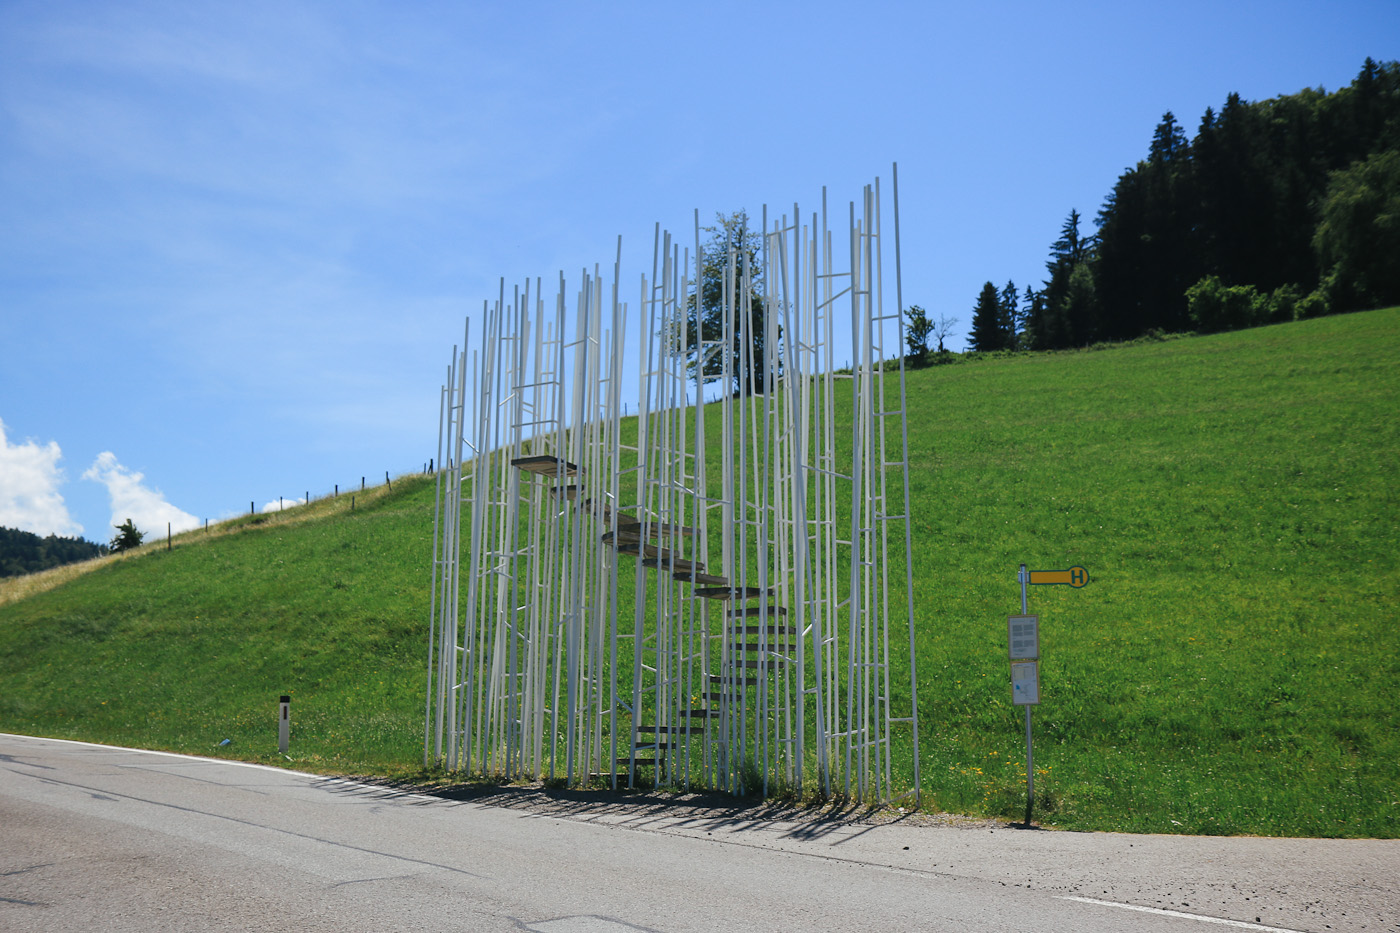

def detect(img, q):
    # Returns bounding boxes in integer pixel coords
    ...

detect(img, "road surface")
[2,733,1395,931]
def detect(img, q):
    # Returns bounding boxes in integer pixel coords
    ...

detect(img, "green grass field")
[2,308,1396,837]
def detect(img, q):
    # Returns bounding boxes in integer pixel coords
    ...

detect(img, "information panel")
[1011,661,1040,706]
[1008,614,1039,660]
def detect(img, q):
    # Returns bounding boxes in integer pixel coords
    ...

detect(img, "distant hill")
[0,526,107,578]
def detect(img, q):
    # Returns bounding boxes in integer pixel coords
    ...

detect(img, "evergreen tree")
[1037,210,1097,348]
[1019,285,1042,349]
[998,280,1019,349]
[1149,110,1188,164]
[967,282,1007,351]
[110,519,144,553]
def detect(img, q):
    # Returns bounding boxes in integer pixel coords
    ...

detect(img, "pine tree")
[999,280,1019,349]
[110,519,144,553]
[1148,111,1188,165]
[968,282,1006,352]
[1038,210,1097,347]
[1020,286,1043,349]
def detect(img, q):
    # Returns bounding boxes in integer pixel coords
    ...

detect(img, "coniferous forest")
[965,58,1400,351]
[0,526,107,578]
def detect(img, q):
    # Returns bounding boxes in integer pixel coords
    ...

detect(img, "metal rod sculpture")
[426,169,920,803]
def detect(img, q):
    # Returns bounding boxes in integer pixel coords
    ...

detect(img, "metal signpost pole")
[1014,564,1088,825]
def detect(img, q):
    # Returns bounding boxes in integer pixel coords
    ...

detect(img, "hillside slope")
[1,308,1396,836]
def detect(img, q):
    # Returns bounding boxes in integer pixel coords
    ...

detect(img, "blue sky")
[1,0,1393,543]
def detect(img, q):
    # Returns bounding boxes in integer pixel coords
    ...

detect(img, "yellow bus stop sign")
[1028,566,1089,587]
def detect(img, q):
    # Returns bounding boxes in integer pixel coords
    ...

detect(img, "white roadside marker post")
[278,695,290,755]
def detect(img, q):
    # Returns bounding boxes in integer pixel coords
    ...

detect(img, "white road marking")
[1058,896,1307,932]
[1,732,450,802]
[0,732,326,779]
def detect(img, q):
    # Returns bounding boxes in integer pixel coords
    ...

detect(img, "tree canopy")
[973,59,1400,350]
[685,212,774,396]
[110,519,144,553]
[967,282,1007,351]
[0,526,107,578]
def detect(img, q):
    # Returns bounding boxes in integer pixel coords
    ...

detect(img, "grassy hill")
[2,308,1396,837]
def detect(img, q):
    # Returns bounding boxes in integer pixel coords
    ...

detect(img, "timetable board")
[1008,614,1039,660]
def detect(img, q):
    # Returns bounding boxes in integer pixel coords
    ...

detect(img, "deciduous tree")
[903,304,934,364]
[685,212,774,396]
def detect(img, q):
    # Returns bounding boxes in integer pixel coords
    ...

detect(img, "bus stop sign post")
[1015,565,1035,826]
[1014,563,1090,826]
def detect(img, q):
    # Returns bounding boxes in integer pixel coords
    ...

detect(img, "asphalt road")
[2,733,1396,932]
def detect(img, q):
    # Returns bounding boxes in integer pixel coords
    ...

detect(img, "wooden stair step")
[613,542,662,559]
[617,757,659,767]
[708,674,761,686]
[511,454,579,477]
[695,585,768,601]
[601,530,644,545]
[644,522,697,539]
[727,606,790,618]
[675,571,729,586]
[643,556,703,573]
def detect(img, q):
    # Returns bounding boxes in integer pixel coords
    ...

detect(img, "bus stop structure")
[425,169,920,803]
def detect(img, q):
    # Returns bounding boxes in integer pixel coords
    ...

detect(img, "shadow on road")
[318,775,992,840]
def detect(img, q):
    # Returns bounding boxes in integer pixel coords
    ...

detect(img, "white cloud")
[82,451,199,538]
[0,417,83,536]
[261,496,306,513]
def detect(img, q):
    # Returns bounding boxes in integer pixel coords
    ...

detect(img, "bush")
[1265,284,1301,323]
[1296,290,1330,320]
[1186,276,1268,333]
